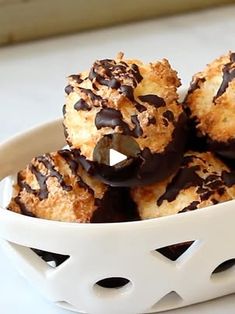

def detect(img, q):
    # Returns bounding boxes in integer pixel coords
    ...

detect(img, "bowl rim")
[0,116,234,231]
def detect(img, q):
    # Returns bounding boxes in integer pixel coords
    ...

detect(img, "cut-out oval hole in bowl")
[212,259,235,275]
[96,277,130,289]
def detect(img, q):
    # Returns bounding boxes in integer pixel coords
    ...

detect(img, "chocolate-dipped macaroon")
[63,53,187,186]
[7,150,139,223]
[184,51,235,158]
[131,151,235,220]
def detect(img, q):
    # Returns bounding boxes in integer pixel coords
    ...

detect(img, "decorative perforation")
[150,291,183,311]
[154,241,195,261]
[95,277,130,289]
[32,248,70,268]
[212,258,235,275]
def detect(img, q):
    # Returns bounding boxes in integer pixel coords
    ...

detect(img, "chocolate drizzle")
[157,165,202,206]
[74,59,144,112]
[17,173,36,195]
[138,94,166,108]
[135,102,147,113]
[157,153,229,207]
[62,104,66,116]
[95,108,143,138]
[65,85,74,95]
[58,150,94,194]
[163,110,174,122]
[28,155,72,200]
[131,63,143,83]
[87,59,143,105]
[79,87,103,104]
[74,99,90,111]
[187,77,206,94]
[131,115,143,137]
[119,85,135,101]
[13,196,36,217]
[58,150,78,175]
[69,74,83,84]
[214,53,235,100]
[179,201,200,213]
[12,150,100,217]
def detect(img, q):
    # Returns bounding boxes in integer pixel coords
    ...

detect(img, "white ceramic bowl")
[1,119,235,314]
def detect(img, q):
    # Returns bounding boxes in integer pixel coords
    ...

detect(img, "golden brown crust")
[184,51,235,142]
[131,151,235,220]
[8,150,107,222]
[63,54,182,160]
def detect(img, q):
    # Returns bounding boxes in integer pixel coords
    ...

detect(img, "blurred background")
[0,1,235,313]
[0,0,235,143]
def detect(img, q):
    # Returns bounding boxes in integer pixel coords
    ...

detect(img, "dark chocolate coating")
[208,137,235,159]
[74,112,187,187]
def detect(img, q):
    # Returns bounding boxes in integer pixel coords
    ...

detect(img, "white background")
[0,4,235,313]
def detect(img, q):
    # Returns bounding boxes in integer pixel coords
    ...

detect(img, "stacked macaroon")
[8,51,235,225]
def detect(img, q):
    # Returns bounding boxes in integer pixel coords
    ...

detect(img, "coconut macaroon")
[184,51,235,158]
[63,53,186,186]
[7,150,139,223]
[131,151,235,220]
